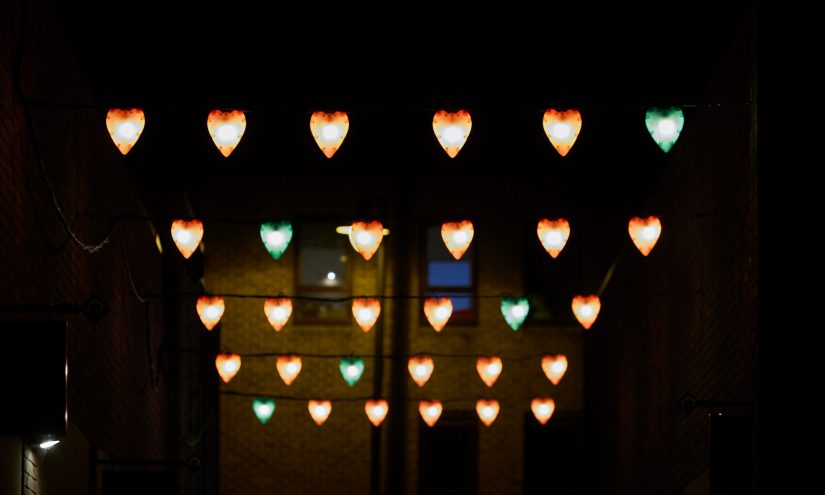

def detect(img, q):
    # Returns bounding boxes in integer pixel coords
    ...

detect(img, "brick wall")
[584,13,758,494]
[198,178,584,494]
[1,0,167,485]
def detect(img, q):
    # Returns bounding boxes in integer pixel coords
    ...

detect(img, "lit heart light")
[348,221,384,260]
[542,109,582,157]
[476,399,500,426]
[207,109,246,157]
[541,354,568,385]
[408,356,435,387]
[252,398,276,425]
[106,108,145,155]
[352,298,381,332]
[308,400,332,426]
[215,353,241,383]
[260,221,293,260]
[310,111,349,158]
[531,398,556,425]
[170,219,204,259]
[338,357,365,387]
[441,220,474,260]
[645,107,684,153]
[419,400,443,427]
[365,399,389,427]
[571,295,601,330]
[196,296,225,330]
[276,355,302,386]
[476,356,503,387]
[263,298,293,332]
[500,297,530,331]
[423,298,453,332]
[432,110,472,158]
[536,218,571,259]
[628,216,662,256]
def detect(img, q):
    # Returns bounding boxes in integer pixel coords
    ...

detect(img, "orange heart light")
[352,298,381,332]
[310,111,349,158]
[542,109,582,157]
[476,399,500,426]
[541,354,568,385]
[531,398,556,425]
[170,219,204,259]
[628,216,662,256]
[419,400,443,427]
[572,295,601,330]
[408,356,435,387]
[276,355,302,386]
[106,108,145,155]
[263,298,293,332]
[423,298,453,332]
[207,109,246,157]
[308,400,332,426]
[536,218,571,259]
[476,357,503,387]
[197,296,225,330]
[365,399,389,427]
[348,221,384,260]
[433,110,472,158]
[215,353,241,383]
[441,220,474,260]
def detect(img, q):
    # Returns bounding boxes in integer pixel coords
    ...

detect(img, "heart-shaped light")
[419,400,443,427]
[352,298,381,332]
[215,353,241,383]
[106,108,145,155]
[308,400,332,426]
[263,298,292,332]
[339,357,365,387]
[433,110,472,158]
[252,397,276,424]
[572,295,601,330]
[628,216,662,256]
[408,356,434,387]
[531,398,556,425]
[196,296,225,330]
[423,298,453,332]
[276,355,302,386]
[500,298,530,331]
[542,109,582,157]
[541,354,568,385]
[476,357,503,387]
[645,107,684,153]
[348,221,384,260]
[365,399,389,427]
[207,109,246,157]
[476,399,500,426]
[310,111,349,158]
[536,218,571,259]
[260,221,293,260]
[441,220,474,260]
[170,219,204,259]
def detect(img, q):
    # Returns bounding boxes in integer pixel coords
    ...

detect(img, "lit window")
[295,224,350,322]
[424,226,476,323]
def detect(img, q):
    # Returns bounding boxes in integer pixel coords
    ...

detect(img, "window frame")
[419,224,479,326]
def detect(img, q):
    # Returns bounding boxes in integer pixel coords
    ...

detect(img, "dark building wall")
[1,0,167,490]
[584,14,758,494]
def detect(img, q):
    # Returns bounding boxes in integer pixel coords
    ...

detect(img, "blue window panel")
[428,261,472,287]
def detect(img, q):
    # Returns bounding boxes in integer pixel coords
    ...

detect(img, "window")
[423,226,477,323]
[524,414,583,494]
[419,411,478,495]
[523,225,577,324]
[294,223,350,323]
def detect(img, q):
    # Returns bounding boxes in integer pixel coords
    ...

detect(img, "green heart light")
[252,397,276,424]
[338,357,365,387]
[645,107,684,153]
[500,298,530,331]
[260,221,293,260]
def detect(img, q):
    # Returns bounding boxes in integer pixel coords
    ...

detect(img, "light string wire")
[220,390,546,404]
